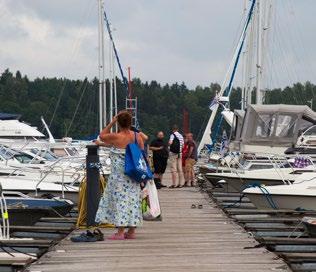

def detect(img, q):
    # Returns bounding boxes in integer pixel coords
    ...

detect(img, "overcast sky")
[0,0,315,89]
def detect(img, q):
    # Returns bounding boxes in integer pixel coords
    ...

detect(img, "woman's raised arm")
[99,117,118,145]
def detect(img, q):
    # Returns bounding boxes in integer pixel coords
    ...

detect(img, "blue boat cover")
[0,113,21,120]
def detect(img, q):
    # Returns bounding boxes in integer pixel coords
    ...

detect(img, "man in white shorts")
[168,125,184,188]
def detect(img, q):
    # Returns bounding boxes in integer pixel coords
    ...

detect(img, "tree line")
[0,69,315,141]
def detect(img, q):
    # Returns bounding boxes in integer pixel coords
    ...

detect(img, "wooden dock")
[28,180,289,272]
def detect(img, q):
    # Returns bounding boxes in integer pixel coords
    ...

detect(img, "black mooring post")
[86,144,101,227]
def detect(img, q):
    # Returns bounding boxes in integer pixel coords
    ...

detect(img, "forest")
[0,69,315,142]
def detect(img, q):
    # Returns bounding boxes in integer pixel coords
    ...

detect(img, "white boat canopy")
[233,104,316,148]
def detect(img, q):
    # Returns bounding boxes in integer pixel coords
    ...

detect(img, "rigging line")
[273,16,298,89]
[278,1,304,86]
[277,23,307,107]
[226,0,256,96]
[207,0,256,149]
[226,1,250,74]
[279,1,305,83]
[103,6,128,92]
[285,0,313,80]
[48,2,94,128]
[269,6,286,86]
[65,79,89,136]
[265,6,278,91]
[48,78,66,128]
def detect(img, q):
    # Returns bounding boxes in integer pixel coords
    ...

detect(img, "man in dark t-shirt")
[149,131,169,189]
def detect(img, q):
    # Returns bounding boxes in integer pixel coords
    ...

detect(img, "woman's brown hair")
[117,111,132,129]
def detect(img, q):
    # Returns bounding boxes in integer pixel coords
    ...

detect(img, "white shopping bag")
[142,180,161,219]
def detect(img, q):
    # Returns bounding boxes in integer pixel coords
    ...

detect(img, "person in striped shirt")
[168,125,184,188]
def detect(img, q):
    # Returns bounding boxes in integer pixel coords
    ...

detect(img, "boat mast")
[109,37,113,131]
[101,1,107,127]
[241,0,248,110]
[113,51,118,132]
[255,0,263,104]
[97,0,106,131]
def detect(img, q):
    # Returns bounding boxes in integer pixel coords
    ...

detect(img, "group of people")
[74,111,197,241]
[149,125,197,189]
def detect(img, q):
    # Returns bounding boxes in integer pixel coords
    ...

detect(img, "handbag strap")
[134,131,138,145]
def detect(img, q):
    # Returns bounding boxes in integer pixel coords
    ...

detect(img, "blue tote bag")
[125,133,153,183]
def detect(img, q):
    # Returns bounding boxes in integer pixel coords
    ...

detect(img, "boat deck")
[27,176,289,272]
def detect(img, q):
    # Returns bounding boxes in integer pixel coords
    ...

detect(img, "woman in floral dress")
[95,111,144,240]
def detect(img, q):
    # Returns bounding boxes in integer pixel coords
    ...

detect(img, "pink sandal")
[124,232,136,239]
[108,233,125,240]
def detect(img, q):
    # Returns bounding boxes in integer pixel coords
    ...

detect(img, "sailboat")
[198,0,316,195]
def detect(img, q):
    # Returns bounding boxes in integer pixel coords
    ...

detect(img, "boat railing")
[34,153,110,198]
[33,155,86,198]
[217,151,314,185]
[0,184,9,240]
[267,155,293,185]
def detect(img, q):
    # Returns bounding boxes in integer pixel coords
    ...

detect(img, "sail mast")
[255,0,263,104]
[97,0,104,132]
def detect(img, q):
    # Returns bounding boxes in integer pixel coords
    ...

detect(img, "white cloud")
[0,0,315,89]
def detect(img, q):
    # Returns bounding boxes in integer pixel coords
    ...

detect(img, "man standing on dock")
[184,133,197,187]
[149,131,169,189]
[168,125,184,188]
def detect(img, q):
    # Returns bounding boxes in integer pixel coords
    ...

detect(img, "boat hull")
[245,192,316,210]
[27,191,78,205]
[204,174,288,192]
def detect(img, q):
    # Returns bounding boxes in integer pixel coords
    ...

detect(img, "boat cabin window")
[254,113,298,139]
[275,114,297,138]
[248,164,274,170]
[51,148,68,157]
[255,113,276,138]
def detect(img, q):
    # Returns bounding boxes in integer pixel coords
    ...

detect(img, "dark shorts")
[153,157,168,174]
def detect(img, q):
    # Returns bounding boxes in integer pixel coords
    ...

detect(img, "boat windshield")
[66,147,78,156]
[30,148,58,161]
[303,125,316,136]
[14,153,37,164]
[0,146,15,160]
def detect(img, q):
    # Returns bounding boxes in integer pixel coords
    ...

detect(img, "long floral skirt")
[95,148,142,227]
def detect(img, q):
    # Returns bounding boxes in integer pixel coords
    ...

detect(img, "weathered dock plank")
[28,177,290,272]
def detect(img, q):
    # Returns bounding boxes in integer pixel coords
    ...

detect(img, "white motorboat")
[205,165,297,192]
[243,172,316,210]
[0,146,85,184]
[0,176,79,204]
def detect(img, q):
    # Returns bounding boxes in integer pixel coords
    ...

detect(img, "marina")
[0,0,315,271]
